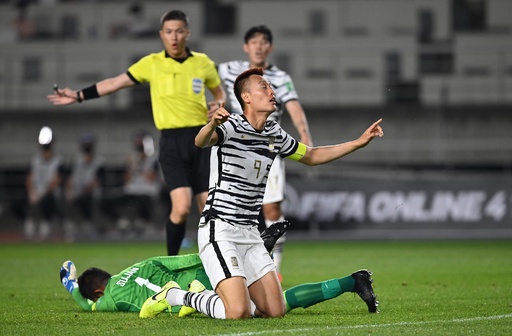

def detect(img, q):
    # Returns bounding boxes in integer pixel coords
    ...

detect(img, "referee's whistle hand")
[47,87,78,105]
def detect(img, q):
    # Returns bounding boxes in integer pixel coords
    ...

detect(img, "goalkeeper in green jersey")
[60,220,291,312]
[60,256,378,314]
[62,254,209,312]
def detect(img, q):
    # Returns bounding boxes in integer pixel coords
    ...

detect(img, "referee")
[48,10,226,255]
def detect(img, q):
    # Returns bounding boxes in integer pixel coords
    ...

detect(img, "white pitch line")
[215,313,512,336]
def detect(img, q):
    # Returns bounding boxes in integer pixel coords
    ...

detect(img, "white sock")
[250,300,257,316]
[185,291,226,319]
[272,243,284,273]
[165,287,186,306]
[168,288,226,319]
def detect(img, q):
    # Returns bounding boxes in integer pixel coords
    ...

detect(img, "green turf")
[1,240,511,335]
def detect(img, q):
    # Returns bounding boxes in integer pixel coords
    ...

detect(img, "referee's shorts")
[159,126,210,195]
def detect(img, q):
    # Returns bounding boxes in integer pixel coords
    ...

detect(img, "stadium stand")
[0,0,511,238]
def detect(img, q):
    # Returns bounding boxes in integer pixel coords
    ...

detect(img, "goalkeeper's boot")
[178,280,206,317]
[351,270,379,313]
[139,281,179,318]
[261,220,291,253]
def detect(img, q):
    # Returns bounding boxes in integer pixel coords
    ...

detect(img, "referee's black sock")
[166,220,186,256]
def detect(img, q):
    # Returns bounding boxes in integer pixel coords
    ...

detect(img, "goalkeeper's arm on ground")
[60,260,95,311]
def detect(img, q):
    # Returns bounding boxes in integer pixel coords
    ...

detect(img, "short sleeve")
[216,116,238,145]
[127,55,153,84]
[278,127,299,158]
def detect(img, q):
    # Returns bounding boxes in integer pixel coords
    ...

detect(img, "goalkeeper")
[60,255,378,314]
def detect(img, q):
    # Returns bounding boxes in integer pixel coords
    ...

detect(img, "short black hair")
[78,267,111,301]
[244,25,273,44]
[160,10,189,28]
[234,68,264,111]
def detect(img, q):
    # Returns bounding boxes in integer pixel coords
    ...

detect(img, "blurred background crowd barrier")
[0,0,511,240]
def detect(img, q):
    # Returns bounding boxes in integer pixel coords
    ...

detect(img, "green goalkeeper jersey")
[72,254,211,312]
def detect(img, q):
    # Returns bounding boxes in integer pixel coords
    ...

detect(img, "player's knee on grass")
[224,303,251,319]
[261,304,286,318]
[252,295,287,318]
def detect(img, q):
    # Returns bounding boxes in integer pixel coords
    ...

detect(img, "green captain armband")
[287,142,307,161]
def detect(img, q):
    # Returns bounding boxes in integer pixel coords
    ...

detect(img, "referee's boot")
[260,220,291,253]
[351,270,379,313]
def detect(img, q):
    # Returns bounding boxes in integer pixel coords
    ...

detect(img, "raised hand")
[207,100,223,121]
[210,102,229,127]
[358,118,384,147]
[60,260,78,293]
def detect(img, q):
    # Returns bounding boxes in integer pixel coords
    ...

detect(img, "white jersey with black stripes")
[218,61,299,124]
[199,114,298,227]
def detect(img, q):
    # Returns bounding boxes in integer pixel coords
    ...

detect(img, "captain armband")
[287,142,307,161]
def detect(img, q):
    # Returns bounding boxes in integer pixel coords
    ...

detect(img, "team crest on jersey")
[192,78,203,94]
[268,137,275,151]
[231,257,239,268]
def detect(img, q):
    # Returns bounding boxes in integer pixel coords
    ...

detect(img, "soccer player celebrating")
[47,10,226,256]
[139,68,383,320]
[218,26,313,280]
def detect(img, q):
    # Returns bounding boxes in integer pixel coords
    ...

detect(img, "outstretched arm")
[299,119,383,166]
[47,73,135,105]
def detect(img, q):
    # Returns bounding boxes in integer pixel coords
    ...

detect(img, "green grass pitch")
[1,240,511,335]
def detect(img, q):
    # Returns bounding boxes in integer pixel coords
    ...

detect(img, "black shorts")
[159,127,210,195]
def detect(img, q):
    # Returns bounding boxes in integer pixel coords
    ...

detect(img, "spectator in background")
[24,126,64,240]
[11,0,35,41]
[102,131,162,237]
[64,134,105,240]
[110,2,156,39]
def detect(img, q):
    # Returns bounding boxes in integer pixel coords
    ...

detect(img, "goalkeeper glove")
[60,260,78,293]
